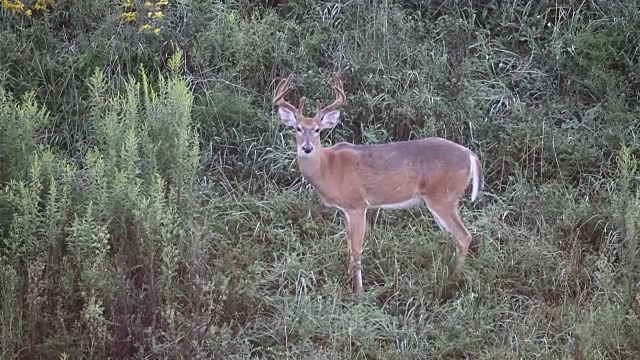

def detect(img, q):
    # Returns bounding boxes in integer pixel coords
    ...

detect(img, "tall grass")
[0,0,639,358]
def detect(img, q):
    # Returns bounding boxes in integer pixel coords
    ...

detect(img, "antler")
[273,73,305,116]
[315,73,345,118]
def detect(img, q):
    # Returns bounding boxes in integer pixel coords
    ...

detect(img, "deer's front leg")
[344,208,367,295]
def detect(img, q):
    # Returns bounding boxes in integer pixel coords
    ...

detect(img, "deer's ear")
[320,110,340,129]
[277,107,297,127]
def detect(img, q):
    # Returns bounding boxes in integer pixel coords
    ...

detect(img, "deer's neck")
[297,151,325,184]
[297,147,356,209]
[298,150,339,206]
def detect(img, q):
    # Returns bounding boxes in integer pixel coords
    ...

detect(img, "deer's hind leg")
[422,196,472,274]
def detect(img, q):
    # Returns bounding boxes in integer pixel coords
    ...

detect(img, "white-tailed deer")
[273,73,483,295]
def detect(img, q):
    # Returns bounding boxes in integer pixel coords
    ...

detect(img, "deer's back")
[321,137,474,208]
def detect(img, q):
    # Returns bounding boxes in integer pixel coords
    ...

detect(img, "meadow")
[0,0,639,358]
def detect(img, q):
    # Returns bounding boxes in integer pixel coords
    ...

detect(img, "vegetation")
[0,0,639,358]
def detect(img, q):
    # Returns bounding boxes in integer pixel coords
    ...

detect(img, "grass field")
[0,0,639,358]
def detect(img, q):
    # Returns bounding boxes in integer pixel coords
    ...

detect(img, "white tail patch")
[469,153,481,202]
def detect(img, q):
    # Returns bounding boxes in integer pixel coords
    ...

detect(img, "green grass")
[0,0,639,358]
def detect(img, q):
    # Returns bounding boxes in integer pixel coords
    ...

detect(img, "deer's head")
[273,73,345,157]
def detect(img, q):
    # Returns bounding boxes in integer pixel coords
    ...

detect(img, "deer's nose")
[302,144,313,154]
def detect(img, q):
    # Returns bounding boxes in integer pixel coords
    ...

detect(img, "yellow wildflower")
[141,23,152,30]
[25,8,31,16]
[2,0,25,12]
[151,11,163,20]
[121,11,136,22]
[144,1,151,6]
[34,0,51,10]
[122,0,134,8]
[156,0,169,5]
[152,28,160,36]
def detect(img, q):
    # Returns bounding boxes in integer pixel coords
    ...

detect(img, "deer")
[272,72,484,295]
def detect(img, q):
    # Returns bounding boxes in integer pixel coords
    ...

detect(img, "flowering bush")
[1,0,54,17]
[2,0,169,37]
[120,0,169,36]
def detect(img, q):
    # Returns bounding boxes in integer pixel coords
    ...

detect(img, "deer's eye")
[314,128,320,133]
[295,127,302,132]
